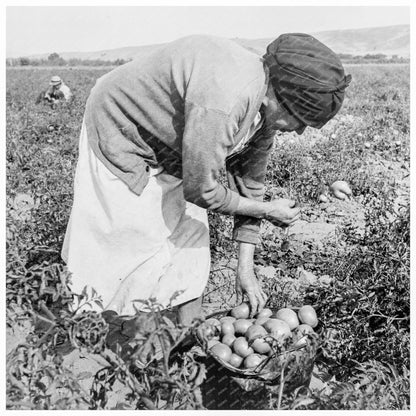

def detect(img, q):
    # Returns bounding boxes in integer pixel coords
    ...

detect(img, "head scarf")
[263,33,352,129]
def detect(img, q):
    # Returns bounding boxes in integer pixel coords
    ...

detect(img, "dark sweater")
[84,35,273,244]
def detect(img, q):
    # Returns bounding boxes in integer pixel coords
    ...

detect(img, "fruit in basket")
[243,353,265,369]
[296,323,315,335]
[232,337,254,358]
[298,305,318,328]
[210,342,232,363]
[222,333,236,347]
[263,319,291,342]
[229,353,244,368]
[254,316,269,326]
[274,308,300,330]
[221,320,235,335]
[233,319,253,335]
[219,316,236,324]
[256,308,273,319]
[293,324,315,347]
[231,302,250,319]
[251,337,272,354]
[202,306,319,384]
[245,324,267,342]
[205,318,221,330]
[197,321,220,341]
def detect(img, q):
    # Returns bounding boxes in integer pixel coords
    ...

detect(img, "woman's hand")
[236,266,267,317]
[265,198,300,227]
[236,242,267,317]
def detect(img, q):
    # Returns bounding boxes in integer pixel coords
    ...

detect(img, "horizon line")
[6,23,409,59]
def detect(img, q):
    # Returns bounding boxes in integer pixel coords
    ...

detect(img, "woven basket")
[195,308,319,391]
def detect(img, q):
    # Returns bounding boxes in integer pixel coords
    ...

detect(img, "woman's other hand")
[265,198,300,227]
[236,242,267,317]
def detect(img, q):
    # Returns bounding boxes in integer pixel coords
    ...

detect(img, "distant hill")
[23,24,409,62]
[234,25,409,58]
[311,24,409,57]
[27,44,161,62]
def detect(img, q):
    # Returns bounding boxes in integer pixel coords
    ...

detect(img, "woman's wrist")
[261,202,271,221]
[237,241,255,270]
[235,196,270,220]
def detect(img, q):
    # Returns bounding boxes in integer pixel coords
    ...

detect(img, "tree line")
[6,52,129,67]
[337,53,409,64]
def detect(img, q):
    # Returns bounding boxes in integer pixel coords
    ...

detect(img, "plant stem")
[277,362,287,410]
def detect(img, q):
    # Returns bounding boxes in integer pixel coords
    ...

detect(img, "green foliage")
[278,360,409,410]
[309,189,410,374]
[7,341,91,410]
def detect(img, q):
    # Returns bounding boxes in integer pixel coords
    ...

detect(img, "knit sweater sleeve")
[181,102,242,214]
[226,127,275,245]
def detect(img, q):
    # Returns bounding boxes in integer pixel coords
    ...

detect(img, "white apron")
[62,122,210,316]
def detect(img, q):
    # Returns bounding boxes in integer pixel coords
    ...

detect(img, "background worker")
[44,75,73,103]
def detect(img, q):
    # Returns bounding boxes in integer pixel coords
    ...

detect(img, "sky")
[6,5,410,58]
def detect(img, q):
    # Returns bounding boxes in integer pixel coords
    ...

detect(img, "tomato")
[274,308,299,330]
[245,324,267,342]
[256,308,273,319]
[219,316,236,324]
[293,324,314,347]
[243,353,265,369]
[210,342,232,363]
[221,321,235,336]
[298,305,318,328]
[251,337,271,354]
[263,319,291,342]
[233,319,253,335]
[229,353,244,368]
[231,302,250,319]
[330,180,352,200]
[205,318,221,331]
[232,337,254,358]
[197,322,219,341]
[222,333,236,347]
[254,316,269,326]
[296,323,314,335]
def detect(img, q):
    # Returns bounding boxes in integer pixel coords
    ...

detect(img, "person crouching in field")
[62,34,351,335]
[36,75,73,106]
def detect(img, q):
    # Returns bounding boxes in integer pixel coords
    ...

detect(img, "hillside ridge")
[17,24,409,61]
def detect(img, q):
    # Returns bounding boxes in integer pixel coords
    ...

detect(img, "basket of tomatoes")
[195,302,320,390]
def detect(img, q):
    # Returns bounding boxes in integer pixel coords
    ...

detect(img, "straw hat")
[49,75,62,86]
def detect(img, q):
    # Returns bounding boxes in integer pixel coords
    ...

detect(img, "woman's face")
[262,85,306,135]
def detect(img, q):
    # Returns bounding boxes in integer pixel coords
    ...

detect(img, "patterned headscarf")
[263,33,352,128]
